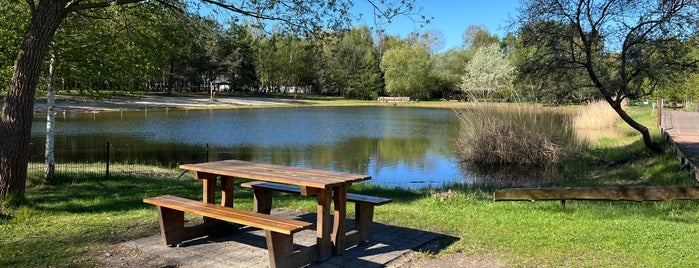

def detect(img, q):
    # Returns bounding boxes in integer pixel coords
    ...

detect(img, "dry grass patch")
[573,100,623,143]
[455,102,571,170]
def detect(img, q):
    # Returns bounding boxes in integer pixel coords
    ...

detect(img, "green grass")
[2,105,698,267]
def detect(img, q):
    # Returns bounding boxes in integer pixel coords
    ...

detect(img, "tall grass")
[573,100,622,144]
[455,102,573,171]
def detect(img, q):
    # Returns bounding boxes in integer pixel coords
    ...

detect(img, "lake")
[32,106,469,188]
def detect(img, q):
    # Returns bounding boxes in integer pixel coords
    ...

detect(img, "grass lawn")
[2,105,698,267]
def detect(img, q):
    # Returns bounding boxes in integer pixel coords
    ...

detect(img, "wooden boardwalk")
[661,110,699,181]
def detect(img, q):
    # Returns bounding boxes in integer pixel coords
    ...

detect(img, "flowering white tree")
[460,43,514,99]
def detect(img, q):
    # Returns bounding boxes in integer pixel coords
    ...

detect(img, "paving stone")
[122,211,440,267]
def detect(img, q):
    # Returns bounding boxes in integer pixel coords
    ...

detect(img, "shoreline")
[30,94,302,114]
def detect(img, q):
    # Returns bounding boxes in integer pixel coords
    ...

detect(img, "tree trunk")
[44,51,57,184]
[0,0,67,202]
[609,100,663,153]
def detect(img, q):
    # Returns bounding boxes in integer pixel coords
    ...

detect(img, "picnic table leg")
[197,172,217,204]
[220,176,234,207]
[316,188,332,261]
[197,172,221,230]
[355,202,375,241]
[332,185,347,256]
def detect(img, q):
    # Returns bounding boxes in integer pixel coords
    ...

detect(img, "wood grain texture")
[144,195,311,235]
[181,160,370,189]
[494,187,699,202]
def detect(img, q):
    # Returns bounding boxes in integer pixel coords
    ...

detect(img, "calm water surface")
[32,106,469,188]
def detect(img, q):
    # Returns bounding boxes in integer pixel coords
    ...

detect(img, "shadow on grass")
[26,174,209,213]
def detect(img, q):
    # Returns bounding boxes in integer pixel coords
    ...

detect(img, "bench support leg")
[157,206,185,245]
[266,231,316,268]
[253,188,274,214]
[156,206,217,246]
[355,202,375,242]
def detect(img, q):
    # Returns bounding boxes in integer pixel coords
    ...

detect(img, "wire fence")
[27,134,208,179]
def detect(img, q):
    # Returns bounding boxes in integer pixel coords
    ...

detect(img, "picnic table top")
[180,159,371,189]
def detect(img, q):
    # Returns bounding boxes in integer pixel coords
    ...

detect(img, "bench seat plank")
[240,181,391,245]
[240,181,392,205]
[144,195,316,268]
[144,195,311,235]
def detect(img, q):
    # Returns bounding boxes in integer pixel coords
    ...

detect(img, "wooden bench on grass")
[493,186,699,208]
[143,195,315,268]
[241,181,392,243]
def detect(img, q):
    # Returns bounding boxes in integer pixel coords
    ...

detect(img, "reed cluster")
[454,102,569,169]
[572,100,622,143]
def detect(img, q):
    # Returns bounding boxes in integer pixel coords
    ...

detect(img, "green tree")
[214,22,259,93]
[0,0,29,91]
[0,0,424,203]
[519,0,699,152]
[514,20,596,103]
[319,26,383,99]
[462,25,499,50]
[255,33,316,93]
[380,45,432,99]
[430,48,469,99]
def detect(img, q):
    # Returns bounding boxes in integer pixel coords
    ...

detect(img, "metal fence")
[27,134,208,179]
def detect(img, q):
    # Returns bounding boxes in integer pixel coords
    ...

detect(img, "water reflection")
[33,107,463,188]
[31,106,576,188]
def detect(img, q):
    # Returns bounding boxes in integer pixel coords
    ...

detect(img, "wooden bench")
[143,195,315,268]
[241,181,392,243]
[493,186,699,208]
[378,96,410,102]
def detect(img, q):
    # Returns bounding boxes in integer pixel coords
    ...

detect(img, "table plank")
[180,160,370,189]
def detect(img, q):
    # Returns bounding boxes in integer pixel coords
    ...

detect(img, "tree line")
[3,2,698,104]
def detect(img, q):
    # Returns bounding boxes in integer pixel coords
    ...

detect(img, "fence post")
[106,141,110,179]
[206,143,209,162]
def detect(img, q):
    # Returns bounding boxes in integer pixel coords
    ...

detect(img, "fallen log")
[494,186,699,206]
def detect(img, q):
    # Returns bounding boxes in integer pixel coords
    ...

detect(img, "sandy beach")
[30,95,300,113]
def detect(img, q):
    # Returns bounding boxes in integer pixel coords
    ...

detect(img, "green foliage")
[380,45,432,99]
[255,33,316,93]
[50,2,214,93]
[462,25,499,50]
[430,48,469,99]
[514,20,597,103]
[0,0,29,91]
[315,26,383,99]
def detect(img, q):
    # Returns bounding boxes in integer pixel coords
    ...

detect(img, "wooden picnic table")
[179,159,371,262]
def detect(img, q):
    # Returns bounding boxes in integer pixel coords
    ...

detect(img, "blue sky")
[352,0,521,51]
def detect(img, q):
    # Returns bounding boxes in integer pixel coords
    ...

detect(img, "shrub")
[455,103,569,169]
